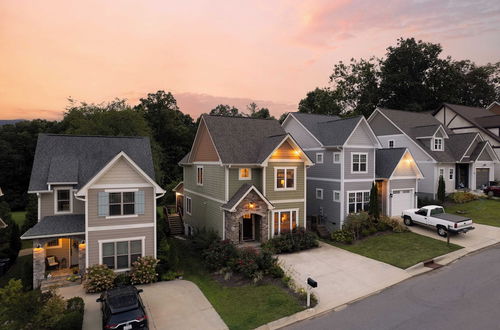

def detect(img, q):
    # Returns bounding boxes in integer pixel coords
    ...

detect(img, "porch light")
[79,240,86,249]
[406,159,412,165]
[293,150,300,156]
[248,202,255,209]
[34,244,43,253]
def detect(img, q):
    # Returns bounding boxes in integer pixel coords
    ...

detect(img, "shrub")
[344,212,371,240]
[263,228,318,254]
[130,256,159,285]
[229,247,260,278]
[331,230,355,244]
[161,270,178,281]
[449,192,478,204]
[418,197,442,207]
[202,240,238,271]
[437,175,446,203]
[192,228,220,251]
[256,248,277,272]
[83,265,116,293]
[55,311,83,330]
[66,297,84,313]
[375,221,391,232]
[379,216,409,233]
[268,264,285,278]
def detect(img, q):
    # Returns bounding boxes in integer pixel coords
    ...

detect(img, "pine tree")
[368,182,380,220]
[437,175,446,203]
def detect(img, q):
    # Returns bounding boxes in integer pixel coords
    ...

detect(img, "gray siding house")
[179,115,312,244]
[21,134,165,288]
[368,108,498,199]
[283,113,423,231]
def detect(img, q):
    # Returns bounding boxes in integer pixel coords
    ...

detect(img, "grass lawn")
[444,199,500,227]
[328,232,462,269]
[172,239,304,330]
[11,211,26,226]
[0,254,32,288]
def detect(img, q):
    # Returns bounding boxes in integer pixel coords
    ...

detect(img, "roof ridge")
[42,133,147,139]
[204,114,277,121]
[321,115,362,124]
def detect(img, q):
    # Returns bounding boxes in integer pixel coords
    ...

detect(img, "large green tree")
[298,87,342,116]
[247,102,274,119]
[209,104,243,117]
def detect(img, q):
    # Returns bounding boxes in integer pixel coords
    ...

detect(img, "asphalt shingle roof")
[29,134,155,192]
[446,133,479,160]
[469,141,487,161]
[375,148,407,179]
[221,183,272,211]
[21,214,85,239]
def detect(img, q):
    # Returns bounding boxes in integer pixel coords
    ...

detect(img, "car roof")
[423,205,443,209]
[105,286,140,313]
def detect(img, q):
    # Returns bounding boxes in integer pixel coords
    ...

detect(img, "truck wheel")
[437,226,448,237]
[403,216,413,226]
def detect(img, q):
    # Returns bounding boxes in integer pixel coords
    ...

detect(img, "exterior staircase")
[316,224,331,239]
[167,213,184,235]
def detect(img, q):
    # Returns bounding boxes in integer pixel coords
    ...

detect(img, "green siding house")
[179,115,312,243]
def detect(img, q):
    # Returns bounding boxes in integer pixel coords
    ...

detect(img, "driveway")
[59,280,227,330]
[278,242,410,314]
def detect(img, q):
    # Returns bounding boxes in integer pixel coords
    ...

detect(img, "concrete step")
[316,225,331,239]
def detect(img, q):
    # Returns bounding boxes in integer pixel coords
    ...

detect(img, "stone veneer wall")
[224,190,269,244]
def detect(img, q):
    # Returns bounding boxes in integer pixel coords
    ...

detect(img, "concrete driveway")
[59,280,227,330]
[278,242,410,314]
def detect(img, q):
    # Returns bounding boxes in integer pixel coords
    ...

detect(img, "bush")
[192,228,220,251]
[157,239,179,277]
[449,192,478,204]
[331,230,355,244]
[161,270,178,281]
[418,197,442,207]
[202,240,238,271]
[263,228,318,254]
[344,212,371,240]
[66,297,84,313]
[130,256,159,285]
[114,273,131,286]
[55,311,83,330]
[229,247,260,278]
[379,216,409,233]
[268,264,285,278]
[83,265,116,293]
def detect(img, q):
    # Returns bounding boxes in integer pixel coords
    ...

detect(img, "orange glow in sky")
[1,0,499,120]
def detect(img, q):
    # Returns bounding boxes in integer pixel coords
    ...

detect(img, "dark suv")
[97,286,148,330]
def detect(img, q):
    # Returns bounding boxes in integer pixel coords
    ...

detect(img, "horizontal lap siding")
[306,151,340,178]
[87,187,155,227]
[228,168,262,197]
[183,195,223,235]
[87,227,154,267]
[307,180,341,230]
[344,148,375,180]
[184,165,225,200]
[265,162,305,201]
[95,157,148,185]
[40,191,85,219]
[390,179,417,191]
[45,238,71,265]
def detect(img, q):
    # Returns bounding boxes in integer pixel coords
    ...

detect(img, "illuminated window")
[239,168,251,180]
[275,167,296,190]
[196,166,203,185]
[273,210,298,235]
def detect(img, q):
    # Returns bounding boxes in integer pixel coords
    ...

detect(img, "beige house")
[21,134,165,288]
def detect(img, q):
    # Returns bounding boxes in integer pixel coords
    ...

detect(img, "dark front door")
[476,168,490,189]
[242,217,254,241]
[456,164,469,189]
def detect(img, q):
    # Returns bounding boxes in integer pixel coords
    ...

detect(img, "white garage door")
[391,189,414,216]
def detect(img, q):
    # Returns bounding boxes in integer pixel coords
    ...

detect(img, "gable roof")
[29,134,156,192]
[446,132,481,161]
[437,103,500,143]
[221,183,273,212]
[186,115,307,165]
[376,148,423,179]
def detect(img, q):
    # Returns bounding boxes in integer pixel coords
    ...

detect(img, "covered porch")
[21,214,86,289]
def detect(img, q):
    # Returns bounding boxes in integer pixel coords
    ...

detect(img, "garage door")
[391,189,414,216]
[476,168,490,189]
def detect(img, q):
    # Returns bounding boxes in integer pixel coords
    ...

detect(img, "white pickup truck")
[402,205,475,237]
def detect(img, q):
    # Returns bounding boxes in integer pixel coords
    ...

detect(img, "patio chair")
[45,255,59,270]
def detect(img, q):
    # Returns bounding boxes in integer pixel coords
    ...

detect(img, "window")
[109,192,135,216]
[352,153,368,173]
[348,191,370,213]
[55,189,72,213]
[433,137,443,151]
[275,167,296,190]
[316,188,323,200]
[439,168,445,178]
[239,168,251,180]
[319,207,324,216]
[388,140,395,148]
[186,196,192,215]
[333,152,341,163]
[273,210,298,236]
[333,191,340,202]
[101,239,143,270]
[196,166,203,185]
[316,153,324,164]
[46,239,61,249]
[449,168,454,181]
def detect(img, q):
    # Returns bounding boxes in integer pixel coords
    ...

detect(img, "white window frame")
[274,167,297,191]
[333,190,340,202]
[272,209,299,236]
[196,166,204,186]
[439,168,445,178]
[433,137,443,151]
[238,168,252,180]
[54,187,73,215]
[449,168,454,181]
[388,140,395,148]
[351,153,368,174]
[333,152,341,164]
[185,196,192,215]
[107,191,136,217]
[98,237,145,272]
[347,190,370,214]
[316,188,323,200]
[46,238,62,249]
[316,153,324,164]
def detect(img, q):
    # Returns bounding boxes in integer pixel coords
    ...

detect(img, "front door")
[242,216,254,241]
[456,164,469,189]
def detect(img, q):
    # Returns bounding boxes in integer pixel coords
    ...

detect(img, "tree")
[298,88,342,116]
[278,112,289,124]
[368,182,380,220]
[22,194,38,234]
[247,102,274,119]
[209,104,243,117]
[437,175,446,203]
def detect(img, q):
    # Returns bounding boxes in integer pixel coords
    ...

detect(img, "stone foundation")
[33,240,46,289]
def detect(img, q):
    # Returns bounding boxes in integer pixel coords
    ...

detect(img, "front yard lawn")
[11,211,26,226]
[329,232,462,269]
[172,239,304,330]
[444,199,500,227]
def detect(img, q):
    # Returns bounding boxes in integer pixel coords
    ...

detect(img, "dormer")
[414,125,449,152]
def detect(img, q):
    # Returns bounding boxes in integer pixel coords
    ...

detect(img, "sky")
[0,0,499,120]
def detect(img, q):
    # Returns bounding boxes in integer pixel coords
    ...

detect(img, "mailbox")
[307,277,317,288]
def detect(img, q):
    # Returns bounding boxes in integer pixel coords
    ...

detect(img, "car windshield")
[430,207,444,216]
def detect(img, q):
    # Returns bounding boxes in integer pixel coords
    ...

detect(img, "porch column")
[78,242,86,275]
[32,240,46,289]
[260,214,269,243]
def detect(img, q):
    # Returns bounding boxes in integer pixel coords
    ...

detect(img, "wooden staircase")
[165,205,184,236]
[316,225,331,239]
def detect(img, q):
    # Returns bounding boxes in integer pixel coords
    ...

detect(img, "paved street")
[286,244,500,330]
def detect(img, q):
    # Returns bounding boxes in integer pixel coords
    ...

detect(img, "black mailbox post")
[307,277,318,288]
[306,277,317,307]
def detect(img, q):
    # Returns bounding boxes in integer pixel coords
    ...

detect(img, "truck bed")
[433,213,471,223]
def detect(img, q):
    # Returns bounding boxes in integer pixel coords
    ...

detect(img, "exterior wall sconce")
[34,244,43,253]
[248,202,255,209]
[79,240,86,248]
